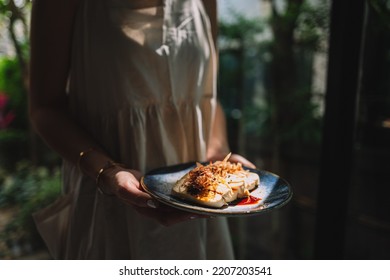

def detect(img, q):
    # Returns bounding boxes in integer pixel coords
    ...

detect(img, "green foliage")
[218,0,329,146]
[279,89,323,143]
[0,57,28,130]
[368,0,390,29]
[0,57,29,169]
[295,2,330,51]
[219,14,265,42]
[0,0,9,15]
[0,162,61,258]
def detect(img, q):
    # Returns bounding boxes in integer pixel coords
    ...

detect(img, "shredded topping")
[185,156,245,200]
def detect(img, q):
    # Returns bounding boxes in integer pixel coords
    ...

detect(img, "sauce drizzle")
[237,195,261,205]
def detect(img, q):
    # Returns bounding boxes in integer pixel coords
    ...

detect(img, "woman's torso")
[68,0,217,172]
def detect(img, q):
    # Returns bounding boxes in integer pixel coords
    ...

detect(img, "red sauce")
[237,195,261,205]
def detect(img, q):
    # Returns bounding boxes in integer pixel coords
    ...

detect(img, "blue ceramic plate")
[141,162,293,216]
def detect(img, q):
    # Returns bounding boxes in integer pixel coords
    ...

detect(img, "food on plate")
[172,153,260,208]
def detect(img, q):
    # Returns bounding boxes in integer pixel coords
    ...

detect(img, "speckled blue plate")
[141,162,293,216]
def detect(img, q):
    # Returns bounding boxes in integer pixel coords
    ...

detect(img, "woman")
[29,0,255,259]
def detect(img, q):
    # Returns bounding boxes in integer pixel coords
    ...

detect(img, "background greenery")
[0,162,60,259]
[0,0,61,259]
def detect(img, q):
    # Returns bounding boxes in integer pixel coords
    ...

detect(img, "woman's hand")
[227,153,256,169]
[207,152,256,169]
[98,166,201,226]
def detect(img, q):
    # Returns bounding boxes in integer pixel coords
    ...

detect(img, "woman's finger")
[116,184,154,208]
[229,154,257,169]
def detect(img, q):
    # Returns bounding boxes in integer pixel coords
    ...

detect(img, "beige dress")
[34,0,234,259]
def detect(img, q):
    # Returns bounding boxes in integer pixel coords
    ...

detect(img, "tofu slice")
[172,173,227,208]
[225,171,259,201]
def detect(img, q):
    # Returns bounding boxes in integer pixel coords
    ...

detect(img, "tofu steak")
[172,154,259,208]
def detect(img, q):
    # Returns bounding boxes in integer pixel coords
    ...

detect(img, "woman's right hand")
[98,166,203,226]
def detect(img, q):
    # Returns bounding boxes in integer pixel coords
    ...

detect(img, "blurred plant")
[0,91,15,129]
[0,57,28,129]
[266,0,328,152]
[368,0,390,29]
[0,57,30,169]
[0,2,57,166]
[0,0,30,79]
[0,0,30,130]
[0,161,61,258]
[218,0,329,167]
[0,1,31,173]
[219,12,265,48]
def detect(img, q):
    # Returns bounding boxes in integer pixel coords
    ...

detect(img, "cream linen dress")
[33,0,235,259]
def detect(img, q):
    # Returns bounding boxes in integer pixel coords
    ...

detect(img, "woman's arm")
[30,0,164,215]
[202,0,228,158]
[29,0,111,178]
[207,103,256,168]
[201,0,217,45]
[202,0,256,168]
[207,102,230,160]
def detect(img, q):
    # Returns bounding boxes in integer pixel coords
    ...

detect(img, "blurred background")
[0,0,389,260]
